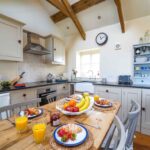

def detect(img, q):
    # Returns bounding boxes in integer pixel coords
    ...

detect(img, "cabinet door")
[141,89,150,135]
[53,38,65,65]
[122,88,141,132]
[94,86,122,119]
[0,18,23,61]
[94,86,109,99]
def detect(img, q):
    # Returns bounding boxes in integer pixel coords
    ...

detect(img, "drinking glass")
[15,116,28,133]
[32,123,46,144]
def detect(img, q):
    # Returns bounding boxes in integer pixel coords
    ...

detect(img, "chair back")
[0,98,41,120]
[113,115,126,150]
[124,100,141,149]
[102,115,126,150]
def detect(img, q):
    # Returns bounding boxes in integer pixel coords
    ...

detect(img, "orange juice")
[94,95,100,101]
[15,116,28,131]
[32,123,46,144]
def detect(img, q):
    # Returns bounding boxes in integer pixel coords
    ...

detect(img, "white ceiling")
[40,0,150,36]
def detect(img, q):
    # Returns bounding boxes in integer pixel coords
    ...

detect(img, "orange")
[94,95,100,101]
[69,100,76,107]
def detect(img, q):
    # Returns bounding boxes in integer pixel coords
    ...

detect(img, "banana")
[76,98,86,108]
[79,97,90,112]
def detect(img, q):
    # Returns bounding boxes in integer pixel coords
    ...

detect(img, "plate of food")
[19,107,43,119]
[56,96,94,116]
[53,123,88,147]
[94,98,112,108]
[65,94,82,101]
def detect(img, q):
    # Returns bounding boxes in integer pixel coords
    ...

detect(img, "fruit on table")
[83,92,89,98]
[68,100,76,107]
[76,98,86,108]
[65,106,79,112]
[94,95,100,101]
[79,97,90,112]
[63,102,69,109]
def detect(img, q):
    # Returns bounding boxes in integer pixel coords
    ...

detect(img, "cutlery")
[75,120,101,129]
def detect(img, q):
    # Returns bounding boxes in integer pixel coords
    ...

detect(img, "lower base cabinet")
[94,86,122,120]
[141,89,150,135]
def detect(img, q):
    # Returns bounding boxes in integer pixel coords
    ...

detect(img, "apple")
[72,107,79,112]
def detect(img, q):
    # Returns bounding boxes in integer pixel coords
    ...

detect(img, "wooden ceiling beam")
[46,0,69,17]
[114,0,125,33]
[61,0,86,40]
[51,0,105,23]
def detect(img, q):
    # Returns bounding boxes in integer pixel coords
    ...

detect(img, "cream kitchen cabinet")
[0,14,25,61]
[122,88,141,131]
[141,89,150,135]
[45,36,65,65]
[10,88,37,104]
[94,85,122,119]
[57,83,70,99]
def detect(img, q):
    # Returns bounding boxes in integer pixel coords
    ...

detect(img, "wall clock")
[96,32,108,45]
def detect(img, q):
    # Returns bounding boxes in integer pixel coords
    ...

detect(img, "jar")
[50,112,60,127]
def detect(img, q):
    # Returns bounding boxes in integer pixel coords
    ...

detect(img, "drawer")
[94,86,111,93]
[57,84,70,91]
[10,88,37,104]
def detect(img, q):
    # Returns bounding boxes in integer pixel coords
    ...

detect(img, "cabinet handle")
[53,48,56,51]
[63,86,65,89]
[23,94,26,97]
[18,40,21,44]
[142,107,146,111]
[106,89,109,93]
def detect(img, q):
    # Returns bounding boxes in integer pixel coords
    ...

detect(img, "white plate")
[19,109,43,119]
[66,94,82,101]
[56,97,94,116]
[94,98,112,108]
[53,124,88,147]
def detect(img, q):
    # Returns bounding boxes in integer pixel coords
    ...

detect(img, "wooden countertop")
[0,100,120,150]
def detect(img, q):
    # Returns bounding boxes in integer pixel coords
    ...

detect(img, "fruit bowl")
[56,97,94,116]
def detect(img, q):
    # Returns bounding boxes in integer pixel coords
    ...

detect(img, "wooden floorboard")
[134,132,150,150]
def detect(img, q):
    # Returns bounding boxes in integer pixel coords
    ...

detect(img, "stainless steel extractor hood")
[24,33,51,55]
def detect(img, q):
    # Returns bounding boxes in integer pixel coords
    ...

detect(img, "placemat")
[49,130,94,150]
[93,102,118,112]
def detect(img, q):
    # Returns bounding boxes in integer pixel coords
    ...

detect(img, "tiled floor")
[134,132,150,150]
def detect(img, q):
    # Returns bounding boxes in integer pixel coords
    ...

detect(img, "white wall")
[0,53,66,82]
[0,0,63,37]
[65,16,150,82]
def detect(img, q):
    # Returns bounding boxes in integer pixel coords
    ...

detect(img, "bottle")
[50,112,60,127]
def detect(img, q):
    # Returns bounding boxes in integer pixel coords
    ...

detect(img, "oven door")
[39,91,57,106]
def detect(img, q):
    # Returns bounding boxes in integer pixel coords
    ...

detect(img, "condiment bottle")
[50,112,60,127]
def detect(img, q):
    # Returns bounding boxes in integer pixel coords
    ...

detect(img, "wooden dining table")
[0,99,120,150]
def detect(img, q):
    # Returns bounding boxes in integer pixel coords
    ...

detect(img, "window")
[76,49,100,78]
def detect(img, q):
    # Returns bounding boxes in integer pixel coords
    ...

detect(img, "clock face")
[96,32,108,45]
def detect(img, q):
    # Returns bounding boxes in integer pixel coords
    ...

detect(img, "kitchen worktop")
[0,80,81,93]
[93,82,150,89]
[1,80,150,93]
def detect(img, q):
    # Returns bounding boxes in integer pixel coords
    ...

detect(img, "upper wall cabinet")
[0,14,25,61]
[45,36,65,65]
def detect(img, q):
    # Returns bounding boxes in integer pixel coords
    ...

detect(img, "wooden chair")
[101,115,126,150]
[123,100,141,150]
[101,100,141,150]
[0,98,41,120]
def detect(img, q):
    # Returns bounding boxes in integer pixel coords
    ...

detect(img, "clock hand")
[100,36,105,40]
